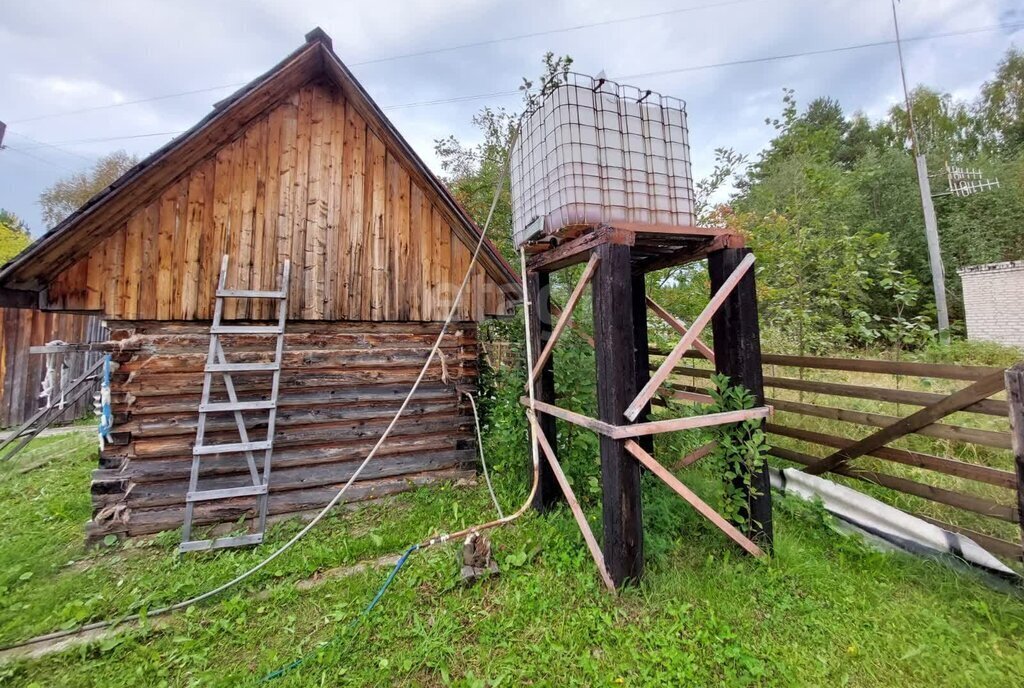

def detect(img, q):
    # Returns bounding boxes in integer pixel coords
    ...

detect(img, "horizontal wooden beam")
[615,407,771,439]
[766,423,1016,488]
[637,232,744,273]
[661,388,715,405]
[805,369,1009,474]
[30,343,118,354]
[659,363,1007,416]
[526,225,634,273]
[0,288,40,308]
[521,397,770,440]
[519,397,617,437]
[771,398,1011,451]
[624,440,764,557]
[770,446,1019,523]
[762,353,1002,382]
[607,223,734,237]
[661,380,1013,451]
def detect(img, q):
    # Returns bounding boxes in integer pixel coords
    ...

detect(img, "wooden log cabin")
[0,28,520,541]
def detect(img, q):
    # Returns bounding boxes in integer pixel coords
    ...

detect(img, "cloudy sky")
[1,0,1022,236]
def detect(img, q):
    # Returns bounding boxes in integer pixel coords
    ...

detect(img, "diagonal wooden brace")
[624,440,764,557]
[529,253,600,388]
[528,411,617,592]
[803,369,1007,476]
[625,253,755,421]
[646,296,716,363]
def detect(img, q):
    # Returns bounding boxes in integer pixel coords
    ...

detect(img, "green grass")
[1,432,1023,687]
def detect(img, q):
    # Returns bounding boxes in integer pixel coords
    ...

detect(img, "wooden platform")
[525,223,745,274]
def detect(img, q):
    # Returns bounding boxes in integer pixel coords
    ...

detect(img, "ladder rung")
[205,362,280,373]
[210,325,284,335]
[186,484,268,502]
[199,400,276,413]
[179,533,264,553]
[216,289,288,299]
[193,440,272,455]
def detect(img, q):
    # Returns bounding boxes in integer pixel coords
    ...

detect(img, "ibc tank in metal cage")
[510,73,695,248]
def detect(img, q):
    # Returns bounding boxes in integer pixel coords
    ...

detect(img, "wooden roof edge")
[0,28,522,299]
[0,38,322,290]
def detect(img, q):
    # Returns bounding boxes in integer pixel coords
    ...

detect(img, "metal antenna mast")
[892,0,949,337]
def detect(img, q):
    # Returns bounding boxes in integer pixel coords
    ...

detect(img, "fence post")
[1005,363,1024,556]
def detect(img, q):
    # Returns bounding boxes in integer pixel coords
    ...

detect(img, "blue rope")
[260,544,419,683]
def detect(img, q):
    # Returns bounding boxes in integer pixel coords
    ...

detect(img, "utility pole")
[892,0,950,337]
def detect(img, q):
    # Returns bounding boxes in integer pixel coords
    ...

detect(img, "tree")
[878,86,980,159]
[38,150,138,229]
[977,48,1024,154]
[0,209,31,264]
[434,52,573,265]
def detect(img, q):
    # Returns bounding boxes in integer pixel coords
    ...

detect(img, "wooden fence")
[653,350,1024,562]
[0,308,107,428]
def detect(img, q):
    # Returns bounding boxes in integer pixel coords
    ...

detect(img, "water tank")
[510,73,695,248]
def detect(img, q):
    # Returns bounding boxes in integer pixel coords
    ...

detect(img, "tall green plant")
[707,374,771,528]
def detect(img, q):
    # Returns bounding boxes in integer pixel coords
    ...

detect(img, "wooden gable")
[2,30,519,323]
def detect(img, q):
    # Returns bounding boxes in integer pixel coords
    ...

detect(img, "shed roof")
[0,28,520,304]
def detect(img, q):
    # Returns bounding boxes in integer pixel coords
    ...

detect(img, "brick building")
[958,261,1024,349]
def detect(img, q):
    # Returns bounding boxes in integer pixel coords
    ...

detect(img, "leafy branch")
[707,374,771,527]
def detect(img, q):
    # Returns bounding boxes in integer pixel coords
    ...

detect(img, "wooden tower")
[522,223,773,588]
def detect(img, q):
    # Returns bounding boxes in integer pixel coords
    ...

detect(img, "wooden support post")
[592,243,643,586]
[708,247,773,550]
[1006,363,1024,554]
[631,274,653,455]
[526,270,561,512]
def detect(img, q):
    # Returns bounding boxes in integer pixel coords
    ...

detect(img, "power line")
[9,83,246,125]
[18,131,185,149]
[6,130,95,162]
[12,20,1022,153]
[8,0,760,125]
[614,21,1024,81]
[2,146,78,173]
[348,0,758,66]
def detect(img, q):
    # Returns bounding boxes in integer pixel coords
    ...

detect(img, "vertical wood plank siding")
[0,308,107,428]
[43,81,513,321]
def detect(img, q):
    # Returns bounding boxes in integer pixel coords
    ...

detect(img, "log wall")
[0,308,106,428]
[43,79,512,322]
[87,320,480,540]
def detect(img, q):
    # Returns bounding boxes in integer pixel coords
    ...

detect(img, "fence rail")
[650,348,1024,562]
[0,308,107,428]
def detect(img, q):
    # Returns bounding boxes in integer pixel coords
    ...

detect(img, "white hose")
[463,391,504,519]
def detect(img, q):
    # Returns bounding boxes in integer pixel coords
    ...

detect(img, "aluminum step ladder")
[180,255,290,554]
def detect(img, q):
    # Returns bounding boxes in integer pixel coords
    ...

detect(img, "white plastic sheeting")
[510,73,695,247]
[770,467,1019,579]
